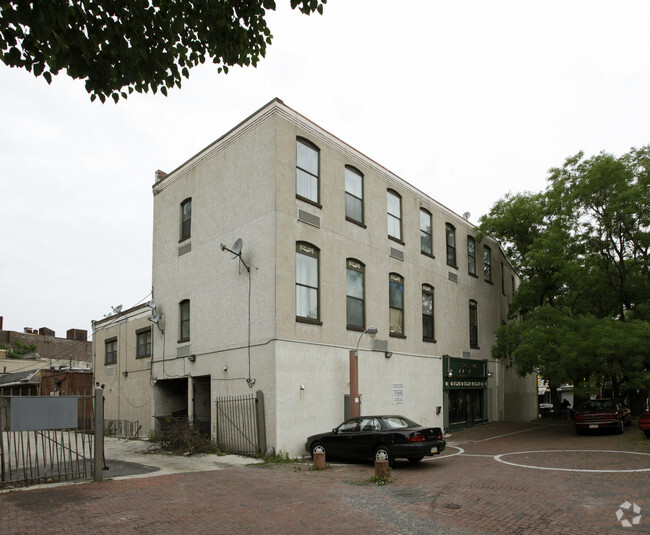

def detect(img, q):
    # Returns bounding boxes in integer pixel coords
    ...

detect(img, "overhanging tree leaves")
[0,0,326,102]
[481,146,650,407]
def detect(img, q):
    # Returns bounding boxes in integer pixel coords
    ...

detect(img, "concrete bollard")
[313,451,326,470]
[374,459,389,479]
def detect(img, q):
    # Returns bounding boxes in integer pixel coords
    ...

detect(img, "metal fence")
[0,394,96,488]
[215,391,266,457]
[105,419,141,439]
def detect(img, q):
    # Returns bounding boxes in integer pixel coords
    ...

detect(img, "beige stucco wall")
[149,99,536,456]
[92,305,153,435]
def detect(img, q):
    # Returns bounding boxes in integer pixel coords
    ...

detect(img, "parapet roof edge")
[152,97,474,228]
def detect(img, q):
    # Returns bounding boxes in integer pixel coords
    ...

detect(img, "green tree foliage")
[1,339,38,358]
[0,0,326,102]
[480,146,650,404]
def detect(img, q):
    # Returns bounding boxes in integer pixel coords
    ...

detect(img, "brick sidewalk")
[1,420,649,534]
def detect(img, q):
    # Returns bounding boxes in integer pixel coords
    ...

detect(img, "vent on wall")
[298,209,321,228]
[448,272,458,283]
[178,243,192,256]
[390,248,404,262]
[177,345,191,358]
[371,339,389,352]
[462,351,471,359]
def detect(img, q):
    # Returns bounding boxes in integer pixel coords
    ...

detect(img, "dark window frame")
[387,189,403,243]
[104,337,117,365]
[389,272,405,338]
[467,235,477,277]
[484,245,492,283]
[422,284,435,342]
[420,209,433,257]
[179,299,190,342]
[136,327,152,359]
[346,258,365,331]
[296,137,321,207]
[296,242,322,324]
[345,165,365,226]
[446,223,457,268]
[469,299,479,349]
[180,198,192,242]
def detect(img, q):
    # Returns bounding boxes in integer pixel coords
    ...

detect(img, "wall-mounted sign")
[392,383,405,404]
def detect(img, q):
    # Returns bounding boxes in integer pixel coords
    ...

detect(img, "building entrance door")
[449,389,483,429]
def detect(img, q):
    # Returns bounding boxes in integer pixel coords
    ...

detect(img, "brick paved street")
[1,419,649,534]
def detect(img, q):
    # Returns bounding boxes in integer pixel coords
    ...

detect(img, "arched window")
[420,209,432,256]
[446,223,456,267]
[179,299,190,342]
[389,273,404,336]
[467,236,477,276]
[296,138,320,205]
[422,285,435,342]
[346,259,365,329]
[296,242,320,322]
[469,300,478,348]
[387,190,402,241]
[345,166,364,224]
[180,198,192,241]
[483,245,492,282]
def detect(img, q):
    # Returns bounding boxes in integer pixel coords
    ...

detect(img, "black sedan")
[304,415,446,467]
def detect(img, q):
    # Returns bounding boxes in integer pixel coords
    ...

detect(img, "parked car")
[639,410,650,438]
[573,399,632,434]
[304,415,445,467]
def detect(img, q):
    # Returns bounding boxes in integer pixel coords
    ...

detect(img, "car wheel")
[311,442,326,459]
[374,446,394,467]
[408,456,423,464]
[625,415,632,426]
[616,420,624,434]
[575,427,584,435]
[645,430,650,438]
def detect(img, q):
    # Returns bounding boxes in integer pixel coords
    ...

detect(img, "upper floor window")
[483,245,492,282]
[296,242,320,322]
[345,166,364,225]
[420,209,433,256]
[389,273,404,336]
[387,190,402,241]
[136,327,152,358]
[105,338,117,365]
[467,236,477,276]
[422,284,435,342]
[296,138,320,205]
[179,299,190,342]
[446,223,457,267]
[346,259,365,330]
[180,198,192,242]
[469,299,479,348]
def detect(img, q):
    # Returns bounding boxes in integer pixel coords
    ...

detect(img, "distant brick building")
[0,316,91,368]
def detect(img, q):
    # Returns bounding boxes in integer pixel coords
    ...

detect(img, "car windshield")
[381,416,419,429]
[582,400,614,411]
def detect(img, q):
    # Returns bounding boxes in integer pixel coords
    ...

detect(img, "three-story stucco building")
[129,98,536,455]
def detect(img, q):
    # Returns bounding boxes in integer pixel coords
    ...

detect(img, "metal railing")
[215,391,266,457]
[0,394,96,488]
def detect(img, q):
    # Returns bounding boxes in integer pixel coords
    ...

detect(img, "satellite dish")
[462,212,471,220]
[112,305,123,314]
[149,312,160,324]
[147,298,157,310]
[229,238,243,259]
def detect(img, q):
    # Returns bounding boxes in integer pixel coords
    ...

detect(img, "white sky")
[1,0,649,337]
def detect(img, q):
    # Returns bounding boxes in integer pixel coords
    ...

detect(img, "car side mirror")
[332,428,338,434]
